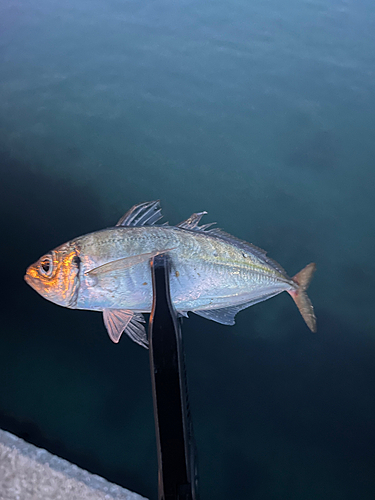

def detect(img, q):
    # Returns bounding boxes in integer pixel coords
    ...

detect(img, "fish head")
[24,242,81,308]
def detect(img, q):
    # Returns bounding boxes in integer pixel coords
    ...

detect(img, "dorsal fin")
[177,211,216,231]
[116,201,165,227]
[206,228,287,275]
[177,211,286,275]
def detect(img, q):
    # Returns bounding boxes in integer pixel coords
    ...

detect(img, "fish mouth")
[24,270,38,291]
[24,269,50,300]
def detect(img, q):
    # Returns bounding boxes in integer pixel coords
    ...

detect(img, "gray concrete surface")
[0,429,148,500]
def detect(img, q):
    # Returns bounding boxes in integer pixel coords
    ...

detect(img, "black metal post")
[149,254,198,500]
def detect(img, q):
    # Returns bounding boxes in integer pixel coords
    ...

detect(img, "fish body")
[25,201,316,346]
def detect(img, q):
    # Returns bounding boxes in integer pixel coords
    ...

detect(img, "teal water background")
[1,1,375,498]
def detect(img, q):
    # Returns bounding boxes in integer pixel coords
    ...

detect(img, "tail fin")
[288,263,317,332]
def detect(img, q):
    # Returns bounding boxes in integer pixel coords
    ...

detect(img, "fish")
[24,201,316,347]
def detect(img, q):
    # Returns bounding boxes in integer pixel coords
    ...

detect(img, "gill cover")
[25,243,81,308]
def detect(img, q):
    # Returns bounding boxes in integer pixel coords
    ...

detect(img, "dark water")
[1,1,375,498]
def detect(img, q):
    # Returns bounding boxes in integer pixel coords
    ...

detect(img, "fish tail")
[288,263,317,332]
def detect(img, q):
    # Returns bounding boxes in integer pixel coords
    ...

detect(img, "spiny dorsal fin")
[116,201,165,227]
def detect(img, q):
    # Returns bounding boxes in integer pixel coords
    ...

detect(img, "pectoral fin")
[86,248,176,277]
[103,309,148,347]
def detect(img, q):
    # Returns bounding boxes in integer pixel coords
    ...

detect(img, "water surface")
[1,1,375,498]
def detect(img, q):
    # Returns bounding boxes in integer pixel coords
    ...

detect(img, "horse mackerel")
[25,201,316,347]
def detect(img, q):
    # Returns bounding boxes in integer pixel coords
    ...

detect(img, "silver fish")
[25,201,316,347]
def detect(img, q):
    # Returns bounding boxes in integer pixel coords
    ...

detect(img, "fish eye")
[39,254,54,278]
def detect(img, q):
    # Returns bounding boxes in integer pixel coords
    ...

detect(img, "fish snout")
[24,267,38,291]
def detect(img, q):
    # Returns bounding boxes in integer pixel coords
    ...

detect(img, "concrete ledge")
[0,429,148,500]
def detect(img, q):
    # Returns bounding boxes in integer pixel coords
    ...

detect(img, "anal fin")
[193,291,282,325]
[103,309,148,348]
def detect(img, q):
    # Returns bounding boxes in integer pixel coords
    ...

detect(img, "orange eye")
[39,254,54,277]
